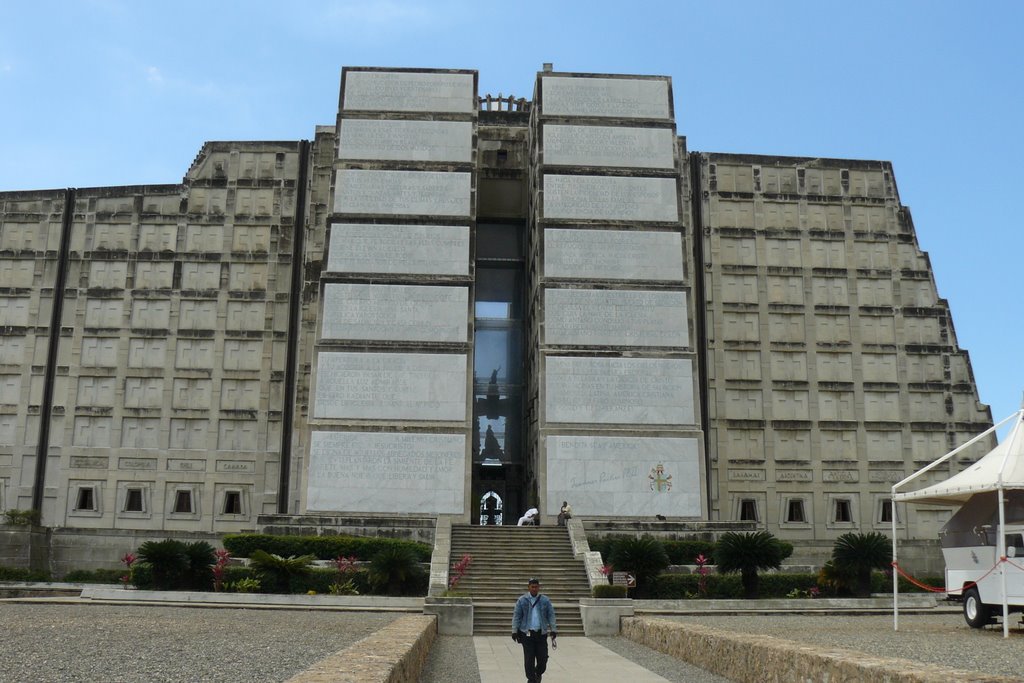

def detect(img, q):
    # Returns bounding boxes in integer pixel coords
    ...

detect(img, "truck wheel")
[963,587,993,628]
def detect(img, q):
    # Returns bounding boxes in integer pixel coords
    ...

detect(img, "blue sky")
[2,0,1022,426]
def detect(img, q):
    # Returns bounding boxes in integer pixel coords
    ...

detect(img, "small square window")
[786,499,806,524]
[123,488,144,513]
[75,487,96,511]
[173,490,193,514]
[739,499,759,522]
[833,499,852,523]
[223,491,242,515]
[878,498,900,524]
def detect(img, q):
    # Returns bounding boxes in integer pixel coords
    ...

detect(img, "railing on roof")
[479,94,531,113]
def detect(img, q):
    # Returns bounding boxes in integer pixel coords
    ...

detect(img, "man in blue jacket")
[511,577,557,683]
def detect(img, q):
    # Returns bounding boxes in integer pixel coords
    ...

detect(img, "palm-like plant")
[137,539,189,590]
[248,550,315,593]
[714,531,791,598]
[607,535,670,595]
[831,532,891,597]
[368,545,423,596]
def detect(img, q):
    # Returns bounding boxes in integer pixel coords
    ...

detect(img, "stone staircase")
[449,524,591,635]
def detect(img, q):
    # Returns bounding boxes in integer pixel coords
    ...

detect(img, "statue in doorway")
[482,425,503,458]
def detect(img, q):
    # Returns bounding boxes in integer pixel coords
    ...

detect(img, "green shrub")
[648,573,745,599]
[831,532,892,597]
[137,540,190,590]
[592,584,628,598]
[0,566,51,581]
[248,550,315,593]
[222,534,431,562]
[226,577,262,593]
[368,545,424,596]
[662,540,716,565]
[714,531,792,599]
[62,568,124,584]
[607,535,670,597]
[183,541,217,590]
[587,537,615,560]
[2,509,40,526]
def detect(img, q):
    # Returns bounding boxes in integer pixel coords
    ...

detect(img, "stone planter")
[579,597,634,636]
[423,596,473,635]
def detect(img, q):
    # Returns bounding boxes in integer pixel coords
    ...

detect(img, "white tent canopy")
[892,407,1024,638]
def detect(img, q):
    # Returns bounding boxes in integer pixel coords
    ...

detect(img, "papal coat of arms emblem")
[649,463,672,492]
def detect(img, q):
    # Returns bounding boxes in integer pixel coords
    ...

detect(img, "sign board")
[612,572,637,588]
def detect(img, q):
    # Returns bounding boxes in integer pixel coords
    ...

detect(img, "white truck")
[940,492,1024,628]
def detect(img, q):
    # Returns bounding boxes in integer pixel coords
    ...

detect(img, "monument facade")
[0,67,993,569]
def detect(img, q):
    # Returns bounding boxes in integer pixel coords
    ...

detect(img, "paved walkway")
[473,636,669,682]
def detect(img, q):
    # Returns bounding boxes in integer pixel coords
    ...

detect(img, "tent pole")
[891,485,899,631]
[999,485,1009,638]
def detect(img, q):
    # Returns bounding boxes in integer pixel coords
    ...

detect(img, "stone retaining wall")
[622,616,1018,683]
[286,614,437,683]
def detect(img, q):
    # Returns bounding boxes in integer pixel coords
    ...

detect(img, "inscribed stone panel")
[897,244,928,271]
[816,353,853,382]
[761,167,798,194]
[223,340,263,371]
[233,189,274,217]
[313,352,467,421]
[769,351,807,382]
[810,240,847,269]
[543,175,678,222]
[73,417,112,447]
[764,239,802,267]
[903,317,941,345]
[80,338,118,367]
[723,350,761,380]
[543,125,675,169]
[343,71,474,113]
[169,419,208,450]
[335,170,471,217]
[321,284,468,343]
[721,312,759,342]
[544,289,688,347]
[725,389,763,420]
[911,431,945,461]
[815,314,851,344]
[761,202,799,229]
[948,355,971,384]
[546,436,701,517]
[130,300,171,329]
[821,430,857,460]
[175,339,215,370]
[709,199,754,229]
[766,275,803,305]
[226,302,265,331]
[544,229,683,281]
[121,417,162,448]
[0,224,42,250]
[772,391,809,420]
[76,377,115,406]
[128,338,167,368]
[859,315,895,344]
[907,354,944,383]
[0,416,15,445]
[0,337,27,364]
[854,242,891,270]
[338,119,472,162]
[856,279,893,306]
[865,392,901,421]
[717,237,757,266]
[909,392,945,421]
[172,379,212,410]
[327,223,469,276]
[308,431,465,513]
[811,277,849,306]
[774,430,811,460]
[720,274,758,304]
[137,224,176,251]
[866,430,903,461]
[541,76,670,119]
[0,375,21,405]
[901,280,937,307]
[0,260,32,287]
[181,262,222,290]
[88,261,127,289]
[184,225,224,251]
[134,262,174,289]
[545,357,694,425]
[850,205,891,233]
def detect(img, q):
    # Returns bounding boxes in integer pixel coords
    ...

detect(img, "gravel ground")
[419,636,481,683]
[588,636,733,683]
[660,613,1024,680]
[0,603,397,683]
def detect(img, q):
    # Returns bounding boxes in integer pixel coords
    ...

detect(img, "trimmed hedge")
[587,537,716,565]
[0,566,51,582]
[222,534,431,562]
[63,568,124,584]
[646,571,944,599]
[593,584,628,598]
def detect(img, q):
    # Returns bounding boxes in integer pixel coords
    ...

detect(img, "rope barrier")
[891,559,1007,595]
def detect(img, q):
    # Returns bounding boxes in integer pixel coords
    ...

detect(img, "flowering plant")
[329,554,360,595]
[694,553,710,597]
[600,564,614,584]
[448,553,473,590]
[120,552,136,589]
[212,549,231,592]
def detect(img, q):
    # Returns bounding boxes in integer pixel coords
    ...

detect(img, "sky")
[1,0,1022,429]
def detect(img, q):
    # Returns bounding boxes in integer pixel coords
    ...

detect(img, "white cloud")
[145,66,163,84]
